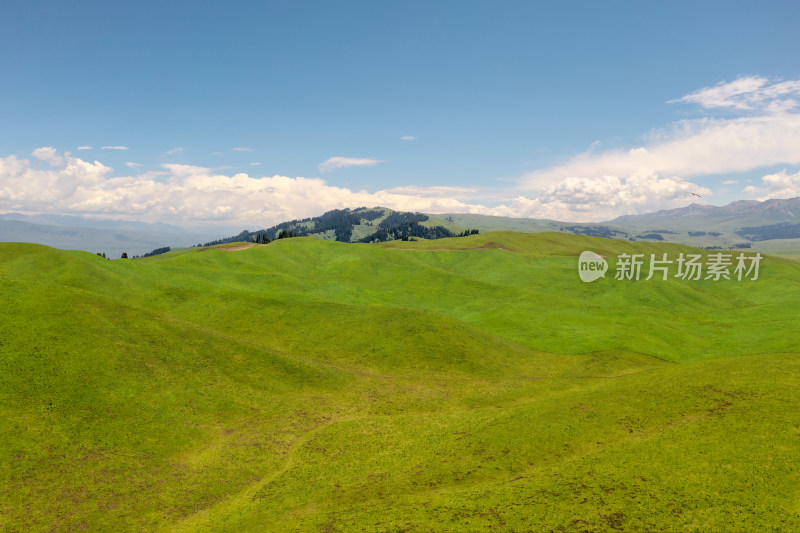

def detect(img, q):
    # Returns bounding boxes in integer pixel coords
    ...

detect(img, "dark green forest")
[197,207,479,246]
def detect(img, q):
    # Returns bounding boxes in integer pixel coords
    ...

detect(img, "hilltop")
[198,206,478,246]
[5,197,800,259]
[198,197,800,258]
[1,232,799,531]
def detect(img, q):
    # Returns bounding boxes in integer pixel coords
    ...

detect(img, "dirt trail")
[220,243,270,251]
[384,242,515,252]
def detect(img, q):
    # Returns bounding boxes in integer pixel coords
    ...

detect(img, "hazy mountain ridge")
[0,212,195,233]
[0,215,219,258]
[436,197,800,258]
[611,197,800,224]
[3,197,800,259]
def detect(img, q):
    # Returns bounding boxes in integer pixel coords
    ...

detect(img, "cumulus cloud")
[0,148,713,226]
[498,76,800,219]
[744,169,800,200]
[513,76,800,220]
[381,185,477,197]
[5,78,800,226]
[32,147,65,167]
[486,175,711,221]
[523,114,800,191]
[670,76,800,112]
[125,162,143,169]
[318,156,384,173]
[0,149,483,226]
[401,136,417,141]
[0,148,113,209]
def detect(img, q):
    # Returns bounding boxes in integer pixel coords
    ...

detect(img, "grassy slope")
[743,237,800,260]
[1,233,798,531]
[433,212,800,257]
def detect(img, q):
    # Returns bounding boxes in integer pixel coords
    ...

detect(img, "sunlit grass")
[1,233,798,531]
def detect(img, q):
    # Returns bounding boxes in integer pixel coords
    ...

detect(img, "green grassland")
[743,237,800,260]
[432,210,800,258]
[1,232,798,531]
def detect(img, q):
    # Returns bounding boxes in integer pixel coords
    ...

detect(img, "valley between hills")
[1,232,798,531]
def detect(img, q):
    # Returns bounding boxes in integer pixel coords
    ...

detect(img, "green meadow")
[1,232,798,531]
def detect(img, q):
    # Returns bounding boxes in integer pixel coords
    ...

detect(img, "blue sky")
[2,0,800,228]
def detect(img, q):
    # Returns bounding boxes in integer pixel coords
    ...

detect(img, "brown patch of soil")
[220,243,270,251]
[385,242,515,252]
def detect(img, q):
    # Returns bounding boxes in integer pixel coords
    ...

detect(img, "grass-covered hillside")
[437,197,800,259]
[201,207,478,246]
[1,232,799,531]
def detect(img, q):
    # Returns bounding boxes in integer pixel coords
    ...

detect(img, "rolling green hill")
[434,197,800,259]
[201,207,478,246]
[1,233,799,531]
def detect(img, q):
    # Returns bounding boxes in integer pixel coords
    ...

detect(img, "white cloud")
[401,136,417,141]
[77,146,93,150]
[32,147,65,167]
[515,77,800,219]
[319,156,384,173]
[166,147,183,155]
[744,169,800,200]
[486,175,711,221]
[670,76,800,112]
[249,162,262,166]
[232,147,254,152]
[0,148,715,227]
[102,146,129,150]
[0,148,112,209]
[508,76,800,220]
[0,150,485,225]
[210,152,222,156]
[126,162,143,169]
[6,77,800,226]
[381,185,478,197]
[723,180,738,185]
[524,114,800,191]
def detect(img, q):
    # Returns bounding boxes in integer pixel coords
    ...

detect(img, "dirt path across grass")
[384,242,515,252]
[220,243,270,251]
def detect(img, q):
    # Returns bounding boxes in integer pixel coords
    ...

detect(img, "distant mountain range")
[437,197,800,258]
[610,197,800,227]
[0,213,220,258]
[3,197,800,258]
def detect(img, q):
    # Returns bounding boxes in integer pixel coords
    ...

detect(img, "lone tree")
[121,252,128,259]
